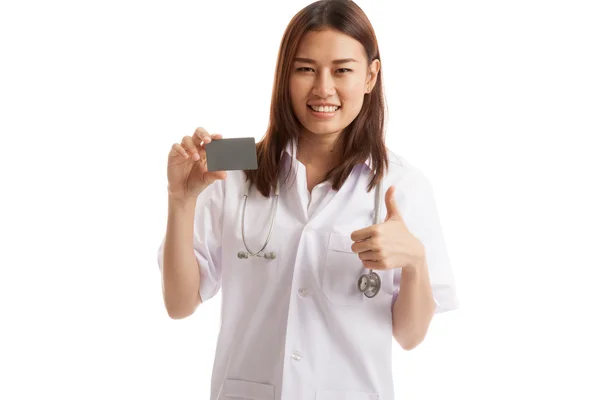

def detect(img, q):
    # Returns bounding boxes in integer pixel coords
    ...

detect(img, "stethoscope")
[236,178,383,298]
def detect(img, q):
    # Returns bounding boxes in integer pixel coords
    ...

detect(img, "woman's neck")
[296,131,342,170]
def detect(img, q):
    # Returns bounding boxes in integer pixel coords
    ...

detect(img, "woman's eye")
[295,67,351,73]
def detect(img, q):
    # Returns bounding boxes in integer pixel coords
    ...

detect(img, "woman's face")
[289,28,379,138]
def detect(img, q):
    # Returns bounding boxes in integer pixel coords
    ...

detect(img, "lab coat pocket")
[322,232,366,306]
[315,389,379,400]
[221,378,275,400]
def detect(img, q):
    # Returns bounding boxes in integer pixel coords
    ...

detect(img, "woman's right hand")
[167,127,227,201]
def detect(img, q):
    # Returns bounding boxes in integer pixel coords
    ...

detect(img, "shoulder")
[384,147,432,191]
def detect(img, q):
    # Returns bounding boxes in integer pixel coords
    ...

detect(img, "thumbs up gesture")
[350,186,426,272]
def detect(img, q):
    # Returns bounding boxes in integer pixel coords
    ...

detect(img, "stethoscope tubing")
[238,175,384,297]
[238,180,280,259]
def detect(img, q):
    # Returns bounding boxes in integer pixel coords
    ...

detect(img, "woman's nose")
[312,72,336,97]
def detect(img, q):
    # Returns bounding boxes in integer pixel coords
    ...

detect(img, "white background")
[1,0,599,399]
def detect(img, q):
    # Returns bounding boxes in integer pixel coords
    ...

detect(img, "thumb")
[384,186,402,222]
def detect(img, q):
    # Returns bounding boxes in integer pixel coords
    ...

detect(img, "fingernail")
[193,153,200,161]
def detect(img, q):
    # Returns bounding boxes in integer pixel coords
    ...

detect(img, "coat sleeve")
[391,167,459,314]
[157,180,225,303]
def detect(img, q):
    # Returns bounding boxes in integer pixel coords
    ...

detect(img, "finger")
[351,237,377,254]
[193,127,210,142]
[350,224,380,242]
[384,186,402,222]
[169,143,190,160]
[181,136,201,161]
[357,250,379,262]
[203,170,228,184]
[192,127,217,147]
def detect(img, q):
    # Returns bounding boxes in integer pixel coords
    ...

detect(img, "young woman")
[158,1,458,399]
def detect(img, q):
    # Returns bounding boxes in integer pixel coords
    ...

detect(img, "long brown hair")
[244,0,388,198]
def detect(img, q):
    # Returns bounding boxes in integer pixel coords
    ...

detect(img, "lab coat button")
[291,351,302,362]
[298,288,309,297]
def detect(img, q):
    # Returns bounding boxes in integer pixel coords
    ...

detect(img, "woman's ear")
[365,59,381,93]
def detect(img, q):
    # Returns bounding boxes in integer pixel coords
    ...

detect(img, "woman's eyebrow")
[293,57,358,64]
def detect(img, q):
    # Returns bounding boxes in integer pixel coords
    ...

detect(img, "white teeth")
[310,105,339,112]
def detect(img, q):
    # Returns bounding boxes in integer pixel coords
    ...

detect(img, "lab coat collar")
[282,138,373,170]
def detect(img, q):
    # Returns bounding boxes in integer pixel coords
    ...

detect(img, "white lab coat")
[157,140,458,400]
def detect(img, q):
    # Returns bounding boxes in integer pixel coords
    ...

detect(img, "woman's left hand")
[350,186,426,272]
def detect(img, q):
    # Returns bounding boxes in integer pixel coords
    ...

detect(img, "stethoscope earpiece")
[237,251,276,260]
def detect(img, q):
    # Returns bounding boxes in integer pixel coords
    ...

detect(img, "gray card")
[204,137,258,171]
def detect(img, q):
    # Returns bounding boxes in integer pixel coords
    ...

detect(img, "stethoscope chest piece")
[357,271,381,298]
